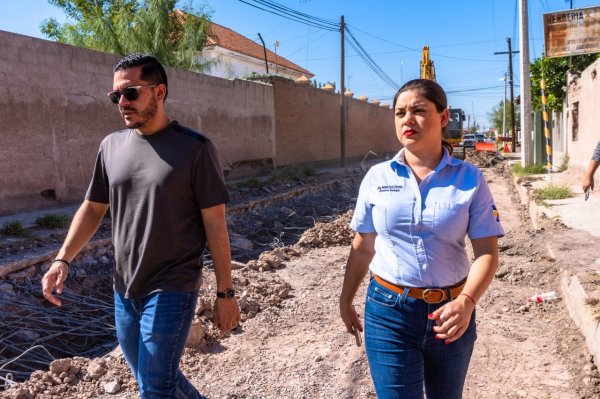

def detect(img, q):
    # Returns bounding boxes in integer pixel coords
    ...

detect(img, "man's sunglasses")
[107,84,157,104]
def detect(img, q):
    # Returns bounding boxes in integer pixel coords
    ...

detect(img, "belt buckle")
[422,289,445,304]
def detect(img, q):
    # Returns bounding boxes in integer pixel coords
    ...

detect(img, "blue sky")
[1,0,596,130]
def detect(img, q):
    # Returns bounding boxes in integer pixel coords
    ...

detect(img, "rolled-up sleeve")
[592,141,600,162]
[350,171,376,233]
[467,174,505,239]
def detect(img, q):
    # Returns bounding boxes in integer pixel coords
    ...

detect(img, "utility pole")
[503,73,507,138]
[340,15,346,167]
[495,38,519,152]
[274,40,280,75]
[257,33,269,74]
[519,0,533,166]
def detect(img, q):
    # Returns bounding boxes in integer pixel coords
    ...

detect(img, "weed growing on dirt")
[35,214,70,229]
[586,297,600,320]
[1,220,27,237]
[511,163,548,176]
[535,184,572,200]
[270,165,316,183]
[558,154,569,172]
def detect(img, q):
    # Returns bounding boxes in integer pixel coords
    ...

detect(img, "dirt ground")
[4,158,600,399]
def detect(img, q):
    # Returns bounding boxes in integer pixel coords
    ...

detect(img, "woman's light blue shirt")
[350,148,504,288]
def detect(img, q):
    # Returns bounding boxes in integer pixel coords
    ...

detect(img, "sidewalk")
[510,159,600,367]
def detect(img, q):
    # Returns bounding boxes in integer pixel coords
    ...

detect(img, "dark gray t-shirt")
[86,121,230,298]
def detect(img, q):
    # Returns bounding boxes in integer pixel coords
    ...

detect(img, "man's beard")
[126,98,158,129]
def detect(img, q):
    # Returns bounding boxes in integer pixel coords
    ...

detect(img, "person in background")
[582,140,600,195]
[42,53,240,399]
[339,79,504,398]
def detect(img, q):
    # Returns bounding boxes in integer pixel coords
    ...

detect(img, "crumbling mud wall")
[271,77,398,167]
[0,31,275,215]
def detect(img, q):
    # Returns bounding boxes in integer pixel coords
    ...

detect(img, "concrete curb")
[512,175,542,230]
[0,238,112,278]
[561,272,600,363]
[512,172,600,366]
[0,174,360,279]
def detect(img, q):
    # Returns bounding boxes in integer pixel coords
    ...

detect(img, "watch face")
[218,289,235,298]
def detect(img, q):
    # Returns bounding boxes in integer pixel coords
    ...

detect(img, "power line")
[236,0,338,31]
[345,26,400,90]
[253,0,338,27]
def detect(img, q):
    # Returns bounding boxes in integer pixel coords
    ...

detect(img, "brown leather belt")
[373,274,466,304]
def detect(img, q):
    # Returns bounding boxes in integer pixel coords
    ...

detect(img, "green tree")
[530,53,599,112]
[487,99,520,135]
[41,0,214,72]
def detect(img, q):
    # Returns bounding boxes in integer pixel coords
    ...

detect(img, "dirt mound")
[296,209,354,248]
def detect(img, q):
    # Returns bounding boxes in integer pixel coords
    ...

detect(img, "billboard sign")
[544,6,600,58]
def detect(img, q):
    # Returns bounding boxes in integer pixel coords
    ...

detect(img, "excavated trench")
[0,176,361,388]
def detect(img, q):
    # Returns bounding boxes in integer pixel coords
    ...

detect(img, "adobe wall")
[561,60,600,177]
[0,31,274,215]
[271,78,398,167]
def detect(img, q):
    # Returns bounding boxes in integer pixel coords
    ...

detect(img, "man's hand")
[583,175,594,194]
[212,297,241,337]
[41,262,69,306]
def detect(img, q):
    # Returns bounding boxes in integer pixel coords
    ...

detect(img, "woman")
[339,79,504,398]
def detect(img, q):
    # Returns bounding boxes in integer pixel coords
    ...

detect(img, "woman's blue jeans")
[114,290,206,399]
[364,277,476,399]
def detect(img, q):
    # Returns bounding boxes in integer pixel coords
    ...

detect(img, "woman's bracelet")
[52,258,70,268]
[460,292,476,306]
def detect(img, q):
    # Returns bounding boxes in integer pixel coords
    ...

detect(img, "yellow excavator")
[420,46,436,81]
[420,46,464,145]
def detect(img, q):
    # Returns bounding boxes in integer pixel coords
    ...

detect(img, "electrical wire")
[252,0,338,27]
[344,26,400,90]
[236,0,338,31]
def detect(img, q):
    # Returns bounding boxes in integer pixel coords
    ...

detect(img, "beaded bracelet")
[52,259,70,268]
[460,292,476,306]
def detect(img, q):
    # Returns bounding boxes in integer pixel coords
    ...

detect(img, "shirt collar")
[390,146,460,173]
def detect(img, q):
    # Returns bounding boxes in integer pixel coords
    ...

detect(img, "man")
[42,53,240,398]
[582,140,600,196]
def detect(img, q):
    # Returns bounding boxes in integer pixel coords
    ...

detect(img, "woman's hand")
[340,301,363,335]
[429,295,475,344]
[339,232,375,337]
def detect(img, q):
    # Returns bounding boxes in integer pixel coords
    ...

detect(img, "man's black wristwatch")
[216,288,236,299]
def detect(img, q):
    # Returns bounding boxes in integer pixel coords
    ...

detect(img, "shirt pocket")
[433,202,469,237]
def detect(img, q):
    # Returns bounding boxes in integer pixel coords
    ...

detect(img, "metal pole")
[503,73,507,137]
[541,79,553,173]
[519,0,533,166]
[340,15,346,167]
[508,38,517,153]
[257,33,269,74]
[495,40,519,153]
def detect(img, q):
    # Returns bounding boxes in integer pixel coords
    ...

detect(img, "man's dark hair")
[114,53,169,101]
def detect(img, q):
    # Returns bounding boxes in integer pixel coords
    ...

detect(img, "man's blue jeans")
[114,290,206,399]
[364,277,476,399]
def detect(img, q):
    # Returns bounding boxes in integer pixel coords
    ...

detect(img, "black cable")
[253,0,338,27]
[346,37,398,90]
[236,0,338,31]
[345,26,400,90]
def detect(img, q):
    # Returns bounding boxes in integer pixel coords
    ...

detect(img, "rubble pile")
[4,356,134,399]
[2,181,359,398]
[465,150,504,169]
[296,209,354,248]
